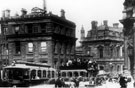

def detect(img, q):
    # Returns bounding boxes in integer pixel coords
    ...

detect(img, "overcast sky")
[0,0,124,46]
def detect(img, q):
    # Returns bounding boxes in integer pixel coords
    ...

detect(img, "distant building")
[0,6,76,70]
[79,20,124,74]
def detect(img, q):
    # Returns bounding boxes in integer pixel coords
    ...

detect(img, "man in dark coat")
[119,75,127,88]
[55,77,65,88]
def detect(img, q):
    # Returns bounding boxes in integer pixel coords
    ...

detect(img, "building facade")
[80,20,124,74]
[0,7,76,70]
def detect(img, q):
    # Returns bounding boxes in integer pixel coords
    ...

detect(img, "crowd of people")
[60,59,98,71]
[54,76,80,88]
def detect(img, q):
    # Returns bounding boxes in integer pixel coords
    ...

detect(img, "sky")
[0,0,124,46]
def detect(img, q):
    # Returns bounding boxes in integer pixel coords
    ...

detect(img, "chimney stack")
[103,20,108,26]
[5,9,10,18]
[113,23,119,28]
[2,10,5,18]
[60,9,65,18]
[21,8,27,16]
[91,21,98,29]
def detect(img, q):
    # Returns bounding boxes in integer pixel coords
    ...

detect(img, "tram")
[1,61,56,87]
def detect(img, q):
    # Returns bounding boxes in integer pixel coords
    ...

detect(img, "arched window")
[117,47,120,57]
[98,46,103,58]
[61,44,64,54]
[31,70,36,79]
[43,70,46,77]
[62,72,66,77]
[55,26,60,33]
[38,70,41,78]
[80,71,85,77]
[110,47,113,57]
[68,72,72,77]
[61,28,65,35]
[48,70,50,78]
[74,72,78,77]
[110,65,114,72]
[117,65,120,72]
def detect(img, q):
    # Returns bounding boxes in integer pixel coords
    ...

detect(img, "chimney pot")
[113,23,119,28]
[91,21,98,29]
[21,8,27,16]
[5,9,10,18]
[60,9,65,18]
[103,20,108,26]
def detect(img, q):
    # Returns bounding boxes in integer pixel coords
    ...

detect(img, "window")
[52,71,55,78]
[0,24,1,34]
[43,70,46,77]
[99,48,103,58]
[27,25,32,33]
[41,42,47,52]
[15,41,21,54]
[55,27,60,33]
[41,24,46,33]
[3,27,8,34]
[54,43,58,54]
[38,70,41,78]
[31,70,36,79]
[98,46,103,58]
[33,26,39,33]
[61,44,64,54]
[71,46,74,54]
[48,70,50,78]
[110,47,113,57]
[28,43,33,53]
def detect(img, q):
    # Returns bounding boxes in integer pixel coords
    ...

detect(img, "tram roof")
[3,64,30,69]
[60,69,87,72]
[3,63,56,71]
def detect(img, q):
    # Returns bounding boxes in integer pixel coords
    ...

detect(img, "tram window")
[48,70,50,78]
[62,72,66,77]
[43,70,46,77]
[31,70,36,79]
[68,72,72,77]
[38,70,41,78]
[52,71,55,78]
[3,69,9,79]
[24,70,29,79]
[80,72,85,77]
[74,72,78,77]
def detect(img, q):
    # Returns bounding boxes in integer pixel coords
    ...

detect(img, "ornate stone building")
[80,20,124,74]
[0,7,76,70]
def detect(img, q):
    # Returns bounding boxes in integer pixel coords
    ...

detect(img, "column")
[123,36,128,70]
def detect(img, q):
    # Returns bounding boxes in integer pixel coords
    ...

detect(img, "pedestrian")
[73,77,79,88]
[119,75,127,88]
[55,77,64,88]
[61,78,66,87]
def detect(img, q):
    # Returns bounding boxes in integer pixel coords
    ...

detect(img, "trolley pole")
[133,23,135,79]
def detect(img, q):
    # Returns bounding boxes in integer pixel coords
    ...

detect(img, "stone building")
[0,7,76,70]
[79,20,124,74]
